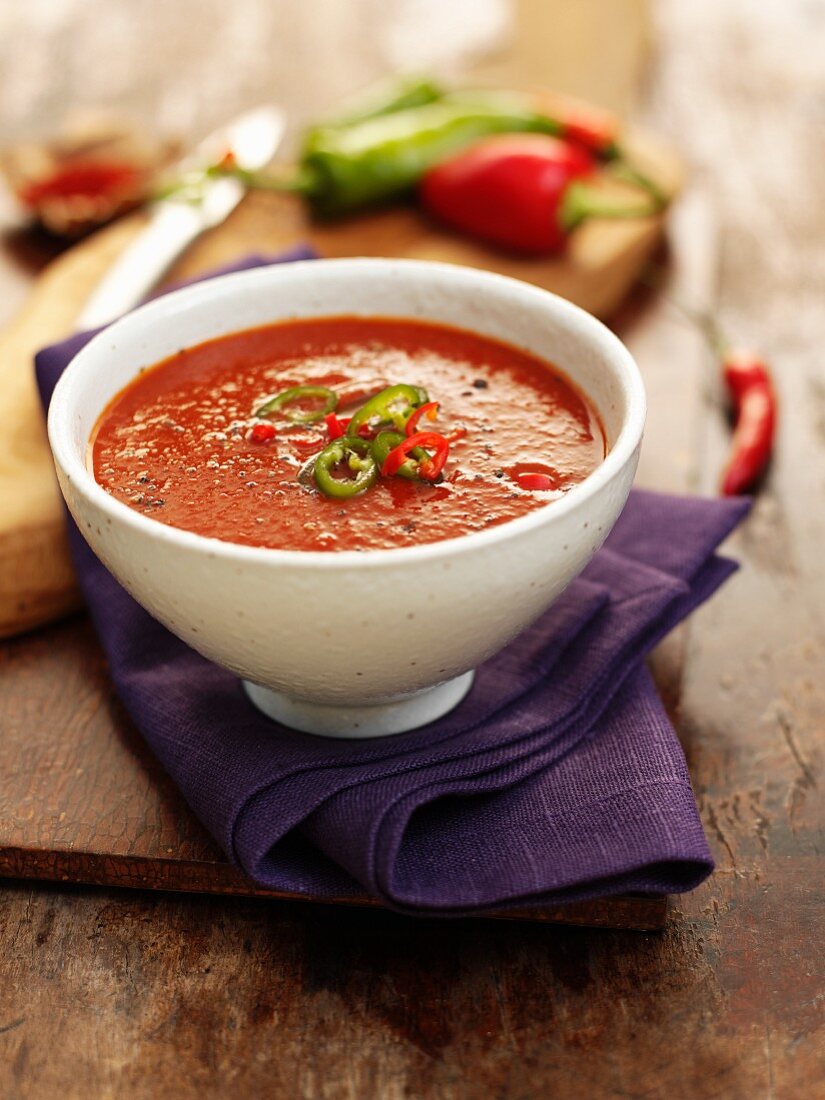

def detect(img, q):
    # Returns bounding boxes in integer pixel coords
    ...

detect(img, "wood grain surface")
[1,1,823,1097]
[0,129,679,641]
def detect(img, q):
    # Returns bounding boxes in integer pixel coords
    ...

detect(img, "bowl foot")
[242,671,475,739]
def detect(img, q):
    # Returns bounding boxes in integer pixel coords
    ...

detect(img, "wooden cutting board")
[0,132,680,640]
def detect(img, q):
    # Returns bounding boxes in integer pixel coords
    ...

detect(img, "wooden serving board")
[0,133,680,640]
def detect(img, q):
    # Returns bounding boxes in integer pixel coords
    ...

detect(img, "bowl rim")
[48,256,646,569]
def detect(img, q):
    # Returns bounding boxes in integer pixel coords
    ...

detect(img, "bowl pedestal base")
[243,671,475,739]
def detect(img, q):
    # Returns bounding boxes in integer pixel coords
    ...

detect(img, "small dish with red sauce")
[48,259,645,738]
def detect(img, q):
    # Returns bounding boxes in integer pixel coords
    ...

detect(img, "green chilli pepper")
[346,384,429,438]
[370,430,429,480]
[370,430,404,470]
[299,92,563,216]
[303,75,445,137]
[314,436,377,498]
[255,385,337,423]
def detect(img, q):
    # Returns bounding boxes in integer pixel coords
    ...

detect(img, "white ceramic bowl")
[48,258,645,738]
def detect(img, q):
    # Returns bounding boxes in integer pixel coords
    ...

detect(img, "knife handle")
[74,203,210,332]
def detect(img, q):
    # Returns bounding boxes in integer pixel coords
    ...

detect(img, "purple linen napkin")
[36,251,750,916]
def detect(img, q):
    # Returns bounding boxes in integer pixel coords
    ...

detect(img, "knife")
[75,106,286,331]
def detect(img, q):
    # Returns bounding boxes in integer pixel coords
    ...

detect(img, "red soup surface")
[91,317,606,552]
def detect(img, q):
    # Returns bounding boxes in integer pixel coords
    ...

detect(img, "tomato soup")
[91,317,605,551]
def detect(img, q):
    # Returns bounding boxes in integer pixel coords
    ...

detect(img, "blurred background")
[2,0,823,279]
[0,0,651,143]
[0,0,822,413]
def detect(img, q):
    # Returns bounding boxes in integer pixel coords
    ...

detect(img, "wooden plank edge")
[0,846,668,931]
[0,515,82,639]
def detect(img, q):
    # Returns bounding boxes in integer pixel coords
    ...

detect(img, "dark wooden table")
[1,3,823,1097]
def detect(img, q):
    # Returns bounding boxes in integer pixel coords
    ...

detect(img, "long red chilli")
[720,351,776,496]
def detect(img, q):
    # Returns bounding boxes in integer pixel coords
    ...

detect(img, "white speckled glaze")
[48,259,645,737]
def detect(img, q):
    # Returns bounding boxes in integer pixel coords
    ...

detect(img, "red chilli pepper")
[516,472,556,491]
[420,134,658,255]
[720,351,776,496]
[250,422,276,443]
[555,99,619,158]
[443,427,467,444]
[324,412,348,440]
[382,431,450,482]
[405,401,439,435]
[540,95,666,206]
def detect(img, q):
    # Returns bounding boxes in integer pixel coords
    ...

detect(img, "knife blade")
[75,106,285,330]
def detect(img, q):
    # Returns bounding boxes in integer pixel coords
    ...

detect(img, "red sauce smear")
[91,317,606,552]
[20,160,142,207]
